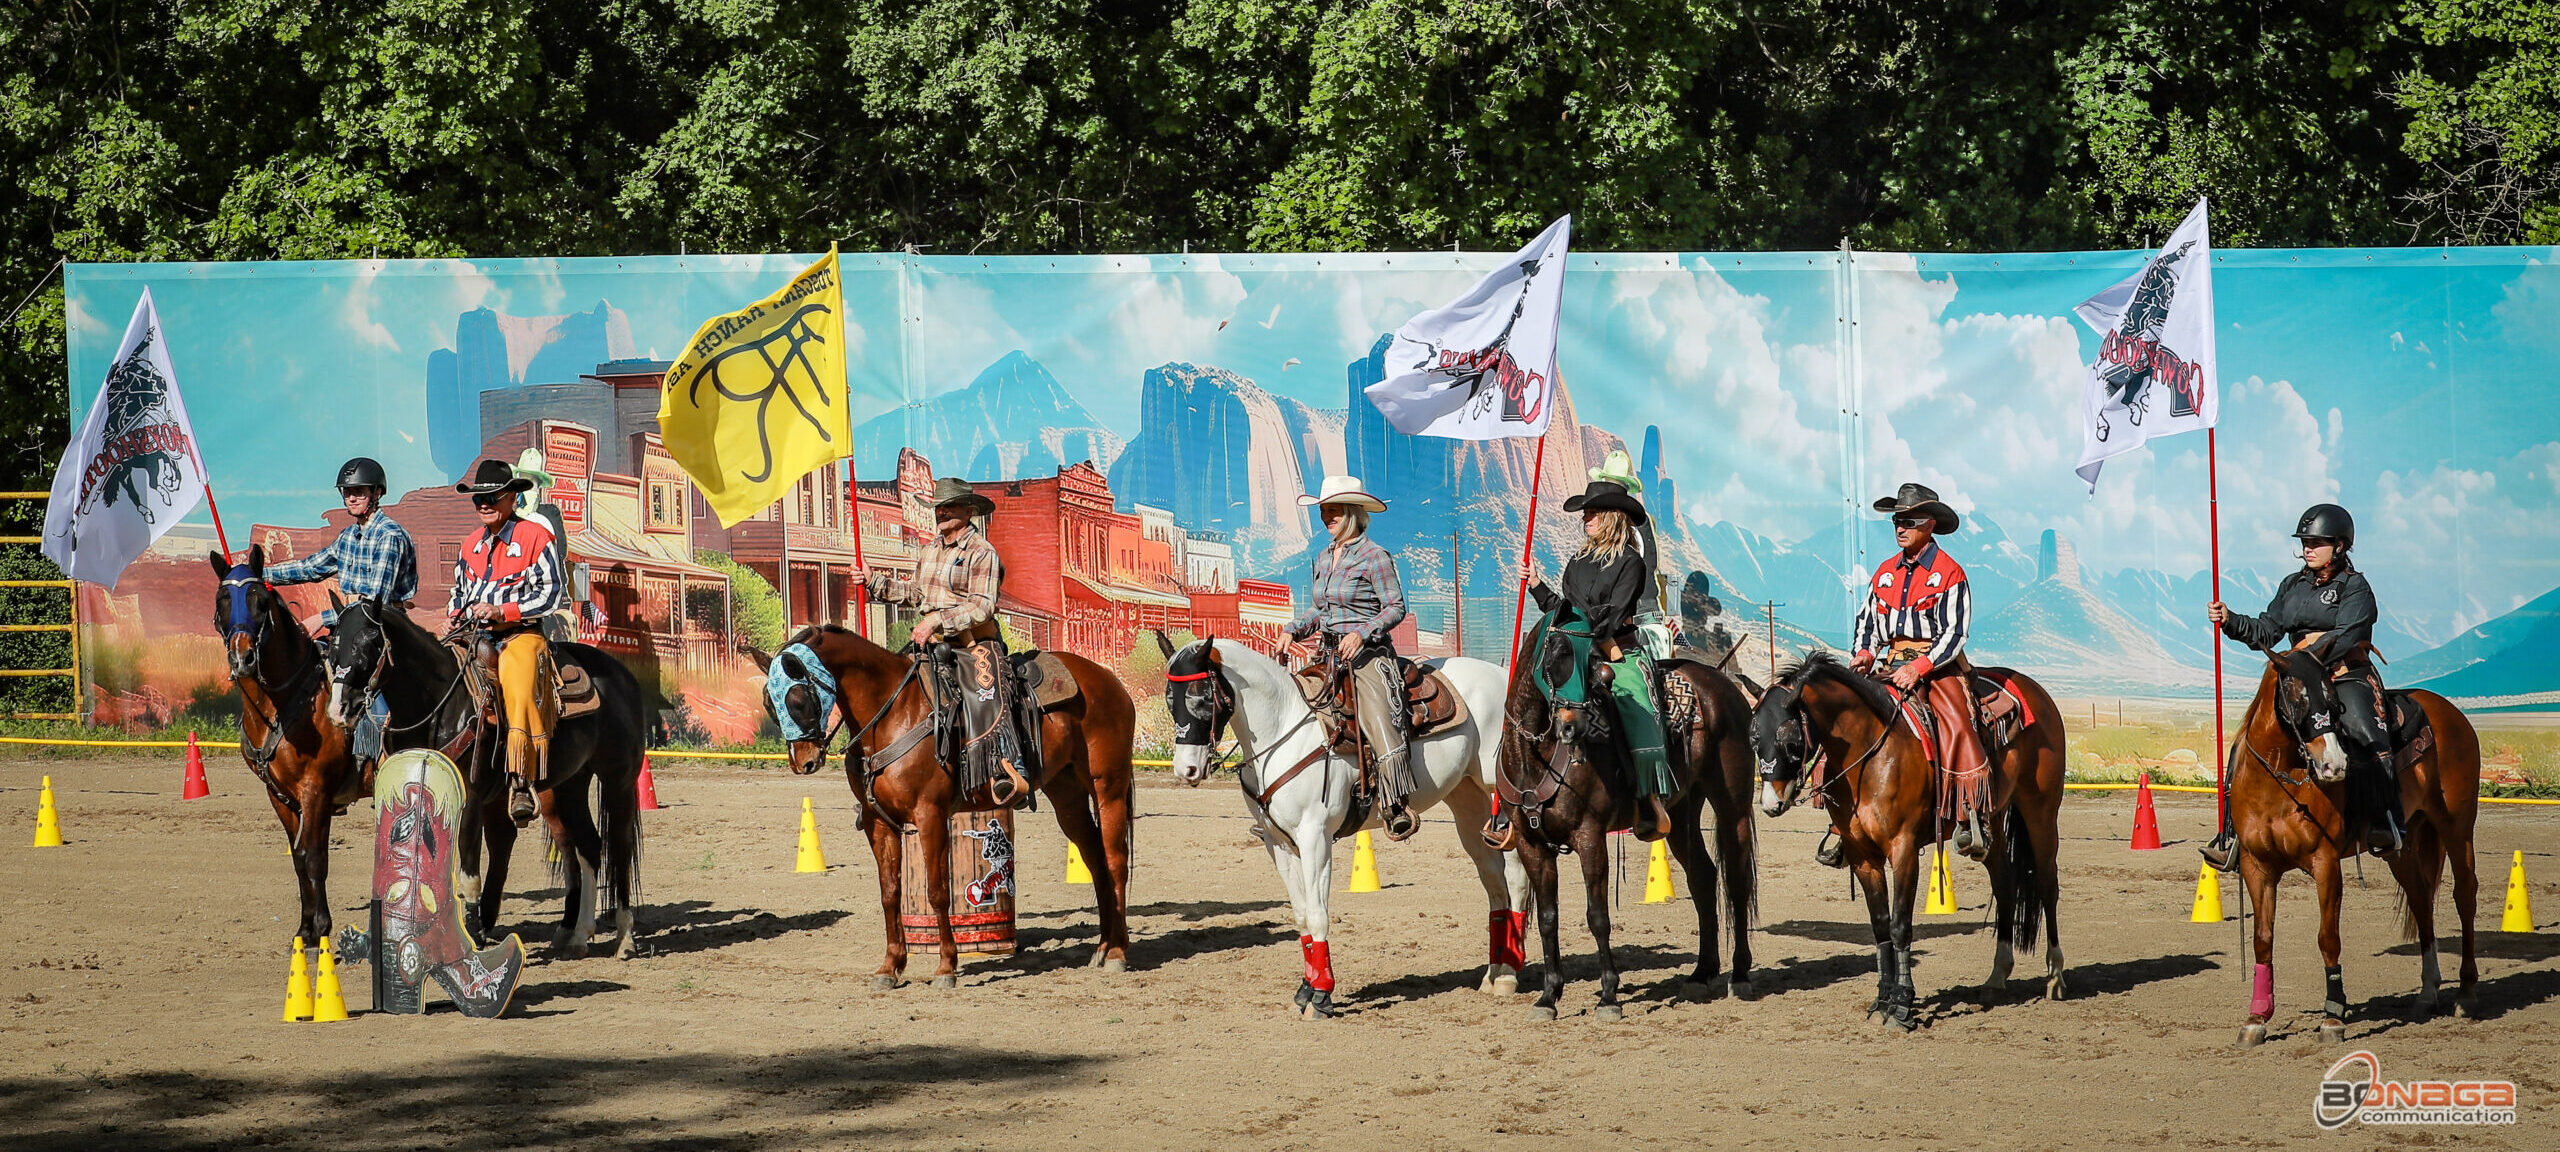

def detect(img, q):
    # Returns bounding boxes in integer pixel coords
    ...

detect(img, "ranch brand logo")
[2314,1050,2517,1130]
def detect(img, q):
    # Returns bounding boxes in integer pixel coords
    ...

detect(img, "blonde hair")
[1326,505,1370,545]
[1577,509,1632,563]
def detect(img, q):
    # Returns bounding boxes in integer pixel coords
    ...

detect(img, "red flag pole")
[199,482,232,562]
[845,459,869,639]
[2207,427,2225,829]
[1503,431,1550,676]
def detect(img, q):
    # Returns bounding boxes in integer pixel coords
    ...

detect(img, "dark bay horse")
[1496,617,1762,1022]
[210,547,359,945]
[328,595,650,958]
[2228,651,2481,1047]
[1750,652,2067,1031]
[766,625,1136,986]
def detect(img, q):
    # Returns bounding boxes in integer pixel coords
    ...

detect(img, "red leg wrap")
[1303,938,1334,992]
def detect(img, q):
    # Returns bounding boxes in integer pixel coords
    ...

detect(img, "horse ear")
[1153,629,1174,659]
[778,651,806,679]
[207,550,229,578]
[1205,639,1223,666]
[248,544,266,577]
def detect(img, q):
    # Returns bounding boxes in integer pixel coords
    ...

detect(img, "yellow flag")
[658,246,850,526]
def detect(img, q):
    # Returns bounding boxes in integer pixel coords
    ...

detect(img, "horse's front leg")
[1882,830,1922,1031]
[1441,779,1526,995]
[1523,839,1566,1022]
[1851,838,1894,1018]
[1578,821,1622,1022]
[2238,849,2281,1047]
[2313,848,2349,1043]
[868,816,908,989]
[1294,814,1340,1018]
[271,792,322,949]
[1264,832,1316,1015]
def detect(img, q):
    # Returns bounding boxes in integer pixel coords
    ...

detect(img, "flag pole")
[2208,427,2226,829]
[201,486,233,562]
[846,457,869,640]
[1502,431,1550,676]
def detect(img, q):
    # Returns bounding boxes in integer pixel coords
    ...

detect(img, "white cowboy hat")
[1296,475,1386,513]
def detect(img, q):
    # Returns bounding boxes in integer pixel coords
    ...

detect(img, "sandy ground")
[3,754,2558,1150]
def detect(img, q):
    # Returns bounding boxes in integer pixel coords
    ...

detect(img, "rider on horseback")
[448,459,566,826]
[865,478,1030,804]
[1832,482,1989,865]
[2203,503,2398,866]
[1286,476,1418,841]
[265,457,417,638]
[1530,474,1679,840]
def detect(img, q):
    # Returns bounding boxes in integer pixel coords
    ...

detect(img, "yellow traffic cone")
[2189,860,2224,923]
[794,797,828,873]
[31,775,63,848]
[281,937,313,1022]
[311,938,350,1022]
[1923,845,1957,915]
[1347,830,1382,893]
[1642,839,1676,904]
[1063,840,1095,884]
[2502,850,2535,932]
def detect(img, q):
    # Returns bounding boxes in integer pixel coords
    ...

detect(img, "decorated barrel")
[899,808,1017,955]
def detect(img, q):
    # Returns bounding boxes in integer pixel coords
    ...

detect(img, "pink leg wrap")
[1488,910,1528,969]
[1302,937,1335,992]
[2251,964,2275,1019]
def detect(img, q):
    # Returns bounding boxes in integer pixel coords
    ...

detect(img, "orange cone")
[637,755,662,811]
[181,730,211,801]
[2129,772,2162,851]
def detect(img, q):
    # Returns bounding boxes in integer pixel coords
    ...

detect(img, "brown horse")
[1496,618,1762,1022]
[211,547,361,945]
[2227,650,2481,1047]
[767,625,1137,986]
[1750,652,2067,1030]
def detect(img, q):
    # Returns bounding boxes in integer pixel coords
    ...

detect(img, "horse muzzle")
[786,741,827,776]
[1758,774,1798,818]
[1170,743,1210,787]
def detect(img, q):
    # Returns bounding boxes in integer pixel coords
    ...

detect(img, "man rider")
[867,478,1030,803]
[1836,482,1991,864]
[448,459,566,827]
[265,457,418,636]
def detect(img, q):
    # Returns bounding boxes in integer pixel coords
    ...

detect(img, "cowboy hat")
[1587,448,1643,494]
[1295,475,1386,513]
[1872,481,1959,534]
[928,477,996,518]
[1563,480,1648,527]
[455,459,535,496]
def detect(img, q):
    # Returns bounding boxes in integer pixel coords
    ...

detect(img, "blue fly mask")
[765,642,841,744]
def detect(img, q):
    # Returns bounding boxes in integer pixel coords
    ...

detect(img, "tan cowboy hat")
[928,477,996,518]
[1872,481,1960,534]
[1296,475,1386,513]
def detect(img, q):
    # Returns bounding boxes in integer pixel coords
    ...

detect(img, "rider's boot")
[1816,825,1847,869]
[1384,798,1419,842]
[1633,795,1673,843]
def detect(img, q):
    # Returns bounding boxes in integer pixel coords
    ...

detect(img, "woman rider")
[2203,503,2398,867]
[1285,476,1418,840]
[1532,476,1677,840]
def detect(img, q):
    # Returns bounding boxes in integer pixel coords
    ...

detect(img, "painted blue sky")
[66,246,2560,649]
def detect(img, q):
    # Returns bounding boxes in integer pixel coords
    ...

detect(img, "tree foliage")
[3,1,2551,485]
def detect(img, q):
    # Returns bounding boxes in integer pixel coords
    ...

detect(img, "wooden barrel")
[899,809,1017,955]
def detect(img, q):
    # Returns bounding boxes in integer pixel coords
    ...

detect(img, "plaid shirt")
[1288,535,1406,646]
[264,514,419,605]
[872,527,1001,634]
[1852,542,1971,677]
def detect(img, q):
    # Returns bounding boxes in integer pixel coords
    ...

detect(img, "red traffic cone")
[2129,772,2162,850]
[181,730,211,801]
[637,754,662,811]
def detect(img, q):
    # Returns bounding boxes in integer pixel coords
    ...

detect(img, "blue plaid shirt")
[265,515,420,606]
[1287,536,1407,646]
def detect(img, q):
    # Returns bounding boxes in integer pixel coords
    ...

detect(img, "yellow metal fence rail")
[0,492,78,720]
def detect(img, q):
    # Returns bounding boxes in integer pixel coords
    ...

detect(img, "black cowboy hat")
[454,459,535,497]
[1872,481,1959,534]
[1562,480,1648,527]
[929,477,996,519]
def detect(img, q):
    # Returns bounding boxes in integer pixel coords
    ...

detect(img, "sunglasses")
[471,493,508,510]
[1893,516,1934,530]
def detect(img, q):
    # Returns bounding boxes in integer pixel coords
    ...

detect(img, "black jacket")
[1541,547,1651,640]
[2221,564,2377,668]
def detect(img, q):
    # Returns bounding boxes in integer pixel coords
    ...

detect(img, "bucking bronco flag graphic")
[1363,215,1570,440]
[2073,197,2219,489]
[43,287,209,588]
[658,245,850,525]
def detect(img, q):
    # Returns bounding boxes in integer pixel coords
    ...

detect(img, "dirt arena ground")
[4,755,2556,1150]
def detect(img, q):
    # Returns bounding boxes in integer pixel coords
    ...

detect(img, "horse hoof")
[2318,1023,2347,1044]
[2454,995,2480,1020]
[931,974,958,990]
[2047,976,2069,1002]
[1594,1004,1625,1022]
[1525,1005,1557,1023]
[1677,979,1717,1003]
[1489,973,1518,996]
[872,975,901,991]
[1883,1013,1916,1033]
[1729,979,1757,1003]
[2410,995,2436,1022]
[1102,957,1127,974]
[2236,1024,2268,1049]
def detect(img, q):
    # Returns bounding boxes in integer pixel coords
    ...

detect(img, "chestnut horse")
[210,547,359,945]
[1751,652,2067,1030]
[1496,615,1763,1022]
[766,625,1136,985]
[2227,651,2481,1047]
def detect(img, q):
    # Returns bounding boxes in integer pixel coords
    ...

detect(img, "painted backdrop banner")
[60,246,2560,740]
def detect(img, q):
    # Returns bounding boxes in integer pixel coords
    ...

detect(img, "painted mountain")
[427,302,635,481]
[2398,583,2560,701]
[1109,362,1341,570]
[1973,530,2211,693]
[857,351,1124,482]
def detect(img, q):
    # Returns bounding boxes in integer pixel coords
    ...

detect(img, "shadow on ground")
[0,1044,1107,1151]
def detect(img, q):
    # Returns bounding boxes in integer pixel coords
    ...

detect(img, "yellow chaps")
[497,631,556,798]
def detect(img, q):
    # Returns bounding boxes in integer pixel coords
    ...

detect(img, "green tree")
[2396,0,2560,242]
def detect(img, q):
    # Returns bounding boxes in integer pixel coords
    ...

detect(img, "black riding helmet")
[336,456,388,493]
[2292,503,2354,550]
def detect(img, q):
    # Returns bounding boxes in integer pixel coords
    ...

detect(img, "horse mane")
[1778,650,1904,719]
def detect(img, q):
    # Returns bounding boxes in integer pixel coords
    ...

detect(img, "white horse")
[1158,635,1526,1018]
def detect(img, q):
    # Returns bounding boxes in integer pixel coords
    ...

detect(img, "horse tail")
[600,764,643,912]
[2005,803,2042,954]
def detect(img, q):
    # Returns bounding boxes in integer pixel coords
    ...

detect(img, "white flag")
[42,287,210,588]
[1363,215,1570,440]
[2073,197,2219,489]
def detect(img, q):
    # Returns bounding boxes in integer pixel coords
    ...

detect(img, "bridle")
[216,569,322,809]
[1754,672,1914,809]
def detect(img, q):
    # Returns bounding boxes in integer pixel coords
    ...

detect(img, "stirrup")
[2367,815,2405,859]
[2200,830,2238,873]
[1816,828,1846,869]
[1383,804,1419,842]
